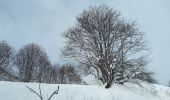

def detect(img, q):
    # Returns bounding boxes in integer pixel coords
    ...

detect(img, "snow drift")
[0,81,169,100]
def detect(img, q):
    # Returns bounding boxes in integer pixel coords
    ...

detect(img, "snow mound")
[0,81,169,100]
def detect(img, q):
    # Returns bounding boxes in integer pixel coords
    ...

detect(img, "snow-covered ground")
[0,81,170,100]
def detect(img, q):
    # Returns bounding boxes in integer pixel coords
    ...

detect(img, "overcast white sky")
[0,0,170,85]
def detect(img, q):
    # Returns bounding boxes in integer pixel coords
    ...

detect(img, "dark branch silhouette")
[26,84,59,100]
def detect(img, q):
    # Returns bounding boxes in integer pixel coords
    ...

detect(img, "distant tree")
[62,5,152,88]
[58,64,81,84]
[168,80,170,87]
[0,40,17,81]
[40,63,81,84]
[14,43,51,82]
[43,64,59,84]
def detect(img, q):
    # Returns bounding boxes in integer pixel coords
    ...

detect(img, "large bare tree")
[0,41,14,71]
[14,43,51,82]
[0,40,17,81]
[62,6,152,88]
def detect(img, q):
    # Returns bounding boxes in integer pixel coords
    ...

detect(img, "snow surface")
[0,81,170,100]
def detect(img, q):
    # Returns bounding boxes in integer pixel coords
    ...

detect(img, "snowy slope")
[0,81,169,100]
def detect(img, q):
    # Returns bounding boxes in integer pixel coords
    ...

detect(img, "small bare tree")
[26,84,59,100]
[14,43,51,82]
[58,64,81,84]
[40,64,81,84]
[62,5,152,88]
[42,64,59,84]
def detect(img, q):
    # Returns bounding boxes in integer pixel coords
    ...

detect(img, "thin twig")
[26,84,59,100]
[48,85,59,100]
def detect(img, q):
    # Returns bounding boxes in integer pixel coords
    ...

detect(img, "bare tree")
[40,63,81,84]
[0,40,17,81]
[42,64,59,84]
[14,43,51,82]
[58,64,81,84]
[62,5,152,88]
[26,84,59,100]
[168,80,170,87]
[0,41,14,71]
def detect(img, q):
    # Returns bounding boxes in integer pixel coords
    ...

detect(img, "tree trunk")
[105,81,111,88]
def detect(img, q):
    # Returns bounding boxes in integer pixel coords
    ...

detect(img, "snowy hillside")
[0,81,170,100]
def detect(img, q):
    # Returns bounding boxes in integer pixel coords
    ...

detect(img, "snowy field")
[0,81,170,100]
